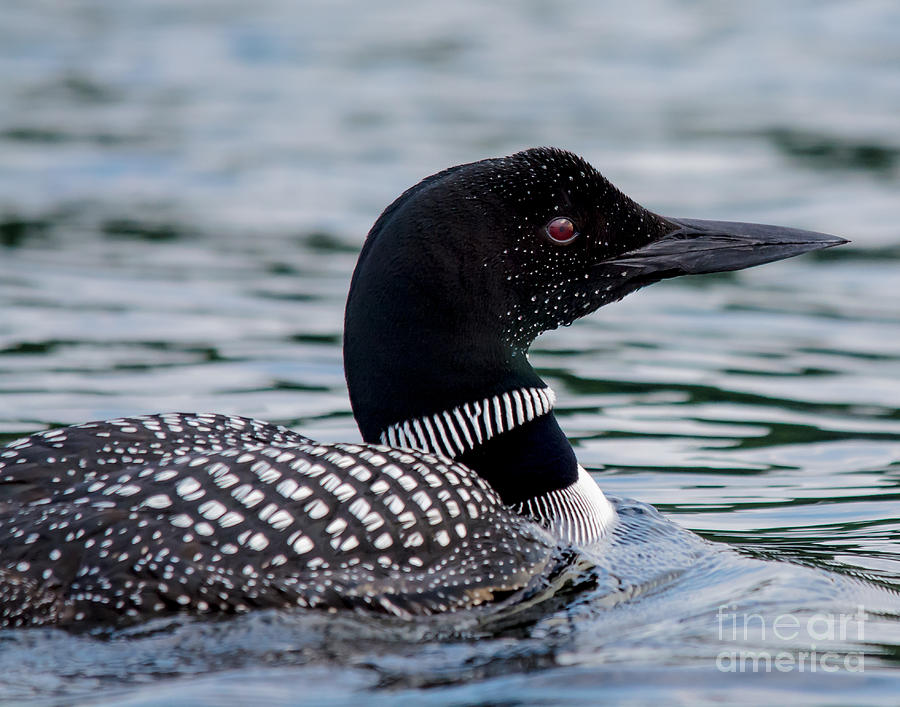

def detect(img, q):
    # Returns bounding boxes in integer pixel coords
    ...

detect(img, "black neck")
[456,412,578,505]
[345,313,578,503]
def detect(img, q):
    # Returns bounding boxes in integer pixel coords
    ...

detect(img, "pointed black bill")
[606,217,848,278]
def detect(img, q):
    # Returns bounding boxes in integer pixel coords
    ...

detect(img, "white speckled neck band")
[379,387,557,459]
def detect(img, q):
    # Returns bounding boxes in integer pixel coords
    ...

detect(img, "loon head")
[344,147,844,506]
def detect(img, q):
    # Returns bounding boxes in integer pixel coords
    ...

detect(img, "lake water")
[0,1,898,704]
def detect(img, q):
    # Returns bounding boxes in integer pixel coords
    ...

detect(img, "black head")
[344,147,845,441]
[349,149,670,350]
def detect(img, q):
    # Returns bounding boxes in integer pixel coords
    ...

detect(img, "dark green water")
[0,1,898,704]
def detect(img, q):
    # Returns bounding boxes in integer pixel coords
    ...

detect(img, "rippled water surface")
[1,1,899,704]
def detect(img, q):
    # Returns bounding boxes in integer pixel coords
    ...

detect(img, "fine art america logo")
[716,605,867,673]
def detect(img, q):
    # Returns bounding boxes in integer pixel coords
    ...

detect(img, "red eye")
[545,217,578,245]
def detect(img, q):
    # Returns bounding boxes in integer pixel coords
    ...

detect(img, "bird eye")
[545,217,578,245]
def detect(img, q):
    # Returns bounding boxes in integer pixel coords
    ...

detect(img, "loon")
[0,148,844,627]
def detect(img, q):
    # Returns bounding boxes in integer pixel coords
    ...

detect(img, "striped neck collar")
[378,386,556,460]
[379,386,616,545]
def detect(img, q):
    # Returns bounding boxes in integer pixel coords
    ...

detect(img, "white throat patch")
[512,465,616,546]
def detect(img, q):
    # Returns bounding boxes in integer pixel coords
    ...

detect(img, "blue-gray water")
[1,1,899,705]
